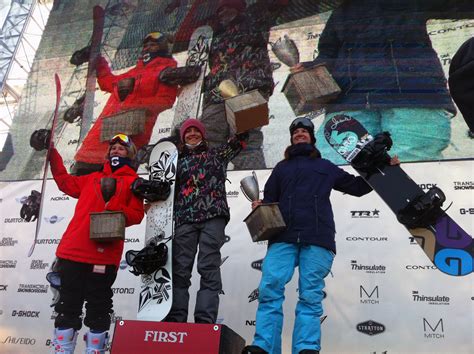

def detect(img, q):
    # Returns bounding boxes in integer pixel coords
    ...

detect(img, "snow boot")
[52,328,78,354]
[84,331,109,354]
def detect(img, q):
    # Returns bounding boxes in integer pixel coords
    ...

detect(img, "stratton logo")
[251,259,263,271]
[125,238,140,243]
[360,285,380,304]
[350,210,380,218]
[36,238,61,245]
[226,190,239,198]
[12,310,40,318]
[1,336,36,345]
[460,208,474,215]
[112,287,135,295]
[17,284,49,294]
[44,215,65,224]
[351,260,386,274]
[0,260,17,269]
[0,285,7,291]
[356,320,385,336]
[346,236,388,242]
[50,194,70,201]
[0,237,18,246]
[30,260,49,270]
[412,291,449,305]
[423,318,444,339]
[144,330,188,343]
[405,265,437,271]
[453,181,473,190]
[248,288,259,303]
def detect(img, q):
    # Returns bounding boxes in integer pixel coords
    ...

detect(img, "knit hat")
[289,117,316,144]
[180,118,206,142]
[217,0,246,13]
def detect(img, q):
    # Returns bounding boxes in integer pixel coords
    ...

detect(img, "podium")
[110,320,245,354]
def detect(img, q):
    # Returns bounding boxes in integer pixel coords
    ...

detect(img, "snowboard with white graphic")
[137,141,178,321]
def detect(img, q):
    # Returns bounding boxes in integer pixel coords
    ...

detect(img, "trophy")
[117,77,135,101]
[90,177,125,242]
[217,79,269,134]
[240,172,286,243]
[271,34,341,116]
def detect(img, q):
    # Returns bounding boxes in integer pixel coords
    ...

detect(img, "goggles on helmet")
[110,133,131,147]
[143,32,165,44]
[289,117,314,133]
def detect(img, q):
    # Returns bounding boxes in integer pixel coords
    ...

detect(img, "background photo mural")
[0,0,473,180]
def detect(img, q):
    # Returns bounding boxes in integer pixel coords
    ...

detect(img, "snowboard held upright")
[324,114,473,276]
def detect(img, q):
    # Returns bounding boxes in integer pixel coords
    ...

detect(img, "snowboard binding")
[351,131,392,172]
[397,186,446,228]
[125,241,168,276]
[20,190,41,222]
[131,177,171,202]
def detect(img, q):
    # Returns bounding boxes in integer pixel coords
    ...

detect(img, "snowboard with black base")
[324,114,473,276]
[128,140,178,321]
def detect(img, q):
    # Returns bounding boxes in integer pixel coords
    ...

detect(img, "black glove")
[131,177,171,202]
[30,129,51,151]
[159,66,201,86]
[20,190,41,222]
[351,132,392,171]
[70,45,91,66]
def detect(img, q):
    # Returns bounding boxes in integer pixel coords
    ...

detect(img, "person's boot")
[52,328,78,354]
[84,331,108,354]
[242,345,268,354]
[299,350,320,354]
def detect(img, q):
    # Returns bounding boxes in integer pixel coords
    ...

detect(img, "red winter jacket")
[51,148,144,266]
[75,55,178,165]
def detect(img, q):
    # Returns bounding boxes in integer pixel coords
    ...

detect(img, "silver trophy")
[270,35,300,68]
[240,171,260,202]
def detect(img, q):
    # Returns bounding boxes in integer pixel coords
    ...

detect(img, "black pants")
[54,258,117,332]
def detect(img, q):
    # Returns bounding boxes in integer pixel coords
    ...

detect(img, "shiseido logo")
[346,236,388,242]
[251,259,263,271]
[124,238,140,243]
[0,237,18,246]
[459,208,474,215]
[36,238,61,245]
[1,336,36,345]
[0,285,7,291]
[356,320,385,336]
[351,260,386,274]
[412,291,450,305]
[30,260,49,270]
[112,287,135,295]
[423,318,445,339]
[453,181,473,190]
[44,215,65,224]
[144,330,188,343]
[405,265,437,271]
[226,190,239,198]
[0,260,17,269]
[4,218,28,223]
[50,194,70,201]
[17,284,49,294]
[418,183,437,190]
[360,285,380,304]
[11,310,40,318]
[248,288,259,303]
[350,210,380,218]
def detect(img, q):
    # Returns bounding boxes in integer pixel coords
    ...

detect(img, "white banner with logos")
[0,161,472,353]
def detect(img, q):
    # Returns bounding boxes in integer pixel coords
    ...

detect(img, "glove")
[159,66,201,86]
[131,177,171,202]
[105,196,122,212]
[20,190,41,221]
[30,129,51,151]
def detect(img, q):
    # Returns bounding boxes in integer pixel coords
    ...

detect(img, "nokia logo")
[0,237,18,246]
[423,318,444,339]
[44,215,65,224]
[453,181,473,190]
[360,285,380,304]
[412,291,449,305]
[351,260,386,274]
[251,259,263,271]
[50,195,70,201]
[144,331,188,343]
[30,260,49,270]
[350,210,380,218]
[356,320,385,336]
[124,238,140,243]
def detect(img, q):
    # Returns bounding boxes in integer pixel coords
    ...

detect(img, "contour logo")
[44,215,65,224]
[356,320,385,336]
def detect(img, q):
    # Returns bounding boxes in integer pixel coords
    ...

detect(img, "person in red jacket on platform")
[50,134,144,353]
[73,32,178,175]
